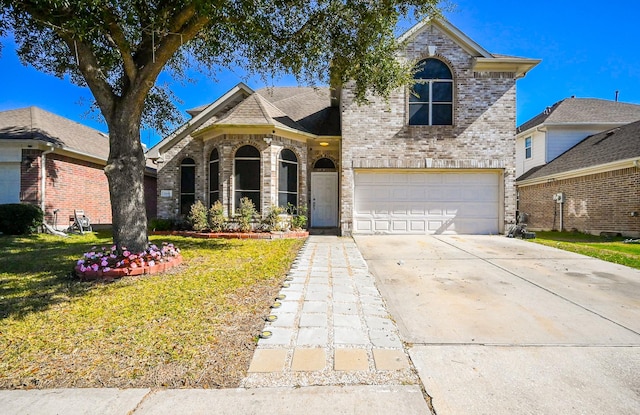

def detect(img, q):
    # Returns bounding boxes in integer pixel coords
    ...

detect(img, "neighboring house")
[148,18,540,235]
[516,120,640,237]
[515,97,640,177]
[0,107,157,229]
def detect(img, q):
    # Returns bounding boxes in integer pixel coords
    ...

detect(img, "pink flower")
[91,263,99,272]
[101,259,108,267]
[123,250,130,257]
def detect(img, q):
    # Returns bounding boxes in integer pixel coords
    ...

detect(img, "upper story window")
[234,145,261,212]
[278,149,298,208]
[209,148,220,206]
[525,137,532,159]
[409,58,453,126]
[180,157,196,215]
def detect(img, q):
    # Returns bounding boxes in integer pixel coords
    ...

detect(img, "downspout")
[40,142,55,214]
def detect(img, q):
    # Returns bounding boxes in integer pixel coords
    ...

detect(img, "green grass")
[530,231,640,270]
[0,231,304,389]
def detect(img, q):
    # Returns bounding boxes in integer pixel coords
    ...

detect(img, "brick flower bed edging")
[75,254,183,281]
[152,230,309,239]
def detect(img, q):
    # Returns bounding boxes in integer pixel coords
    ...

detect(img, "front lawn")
[530,231,640,270]
[0,231,304,389]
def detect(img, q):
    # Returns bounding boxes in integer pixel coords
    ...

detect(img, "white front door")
[310,172,338,227]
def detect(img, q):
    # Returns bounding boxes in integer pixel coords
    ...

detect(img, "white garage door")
[0,163,21,204]
[354,171,500,235]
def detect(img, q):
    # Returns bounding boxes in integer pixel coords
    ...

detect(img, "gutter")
[40,142,55,214]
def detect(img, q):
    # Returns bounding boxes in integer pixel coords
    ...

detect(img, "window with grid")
[278,149,298,208]
[180,157,196,215]
[409,58,453,126]
[234,145,261,212]
[209,148,220,206]
[525,137,532,159]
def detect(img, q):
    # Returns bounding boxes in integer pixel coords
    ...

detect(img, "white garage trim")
[353,169,502,235]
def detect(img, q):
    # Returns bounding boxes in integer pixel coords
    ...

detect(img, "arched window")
[209,148,220,206]
[180,157,196,215]
[234,145,261,212]
[409,58,453,126]
[278,149,298,208]
[313,158,336,169]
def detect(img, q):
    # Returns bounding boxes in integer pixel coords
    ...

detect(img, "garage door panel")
[354,171,500,235]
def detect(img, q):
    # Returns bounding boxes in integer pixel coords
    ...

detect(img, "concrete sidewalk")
[0,385,429,415]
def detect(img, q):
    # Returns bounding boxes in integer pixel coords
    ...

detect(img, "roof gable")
[399,18,540,78]
[518,98,640,133]
[517,119,640,181]
[0,106,110,161]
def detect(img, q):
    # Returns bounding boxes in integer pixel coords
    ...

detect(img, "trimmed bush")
[235,197,257,233]
[187,200,209,231]
[208,200,227,232]
[148,217,176,231]
[0,203,44,235]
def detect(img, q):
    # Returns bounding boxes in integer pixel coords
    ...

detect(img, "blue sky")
[1,0,639,148]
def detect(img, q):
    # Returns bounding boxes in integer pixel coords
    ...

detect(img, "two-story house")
[515,98,640,178]
[149,18,540,235]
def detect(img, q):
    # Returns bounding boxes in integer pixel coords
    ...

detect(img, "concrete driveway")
[355,235,640,415]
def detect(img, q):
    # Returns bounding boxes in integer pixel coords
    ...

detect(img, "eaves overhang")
[473,57,541,79]
[516,157,640,186]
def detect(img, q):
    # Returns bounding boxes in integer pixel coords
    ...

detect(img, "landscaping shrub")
[0,203,43,235]
[289,204,308,230]
[208,200,227,232]
[187,200,209,231]
[235,197,257,232]
[262,205,288,232]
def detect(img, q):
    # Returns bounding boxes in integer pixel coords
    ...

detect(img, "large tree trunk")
[104,105,148,253]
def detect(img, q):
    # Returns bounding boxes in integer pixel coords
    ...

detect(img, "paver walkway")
[242,236,417,388]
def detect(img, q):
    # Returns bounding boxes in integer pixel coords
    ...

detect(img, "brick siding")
[21,149,157,228]
[339,24,517,235]
[156,134,309,219]
[517,167,640,237]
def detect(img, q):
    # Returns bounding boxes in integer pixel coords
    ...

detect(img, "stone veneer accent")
[339,23,517,235]
[156,133,310,218]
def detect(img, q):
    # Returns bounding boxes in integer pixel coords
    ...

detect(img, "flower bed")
[152,230,309,240]
[75,243,182,281]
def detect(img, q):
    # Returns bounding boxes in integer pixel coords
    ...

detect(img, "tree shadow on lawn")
[0,232,232,320]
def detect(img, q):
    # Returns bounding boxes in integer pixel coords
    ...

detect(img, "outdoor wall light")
[319,142,329,146]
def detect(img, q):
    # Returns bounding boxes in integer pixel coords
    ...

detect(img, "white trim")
[146,82,254,159]
[517,158,640,186]
[399,18,492,58]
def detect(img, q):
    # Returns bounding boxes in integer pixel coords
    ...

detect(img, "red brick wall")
[21,150,157,228]
[43,153,113,226]
[517,167,640,237]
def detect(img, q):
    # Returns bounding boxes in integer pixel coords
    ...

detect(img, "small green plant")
[262,205,288,232]
[208,200,227,232]
[235,197,257,232]
[288,203,308,230]
[187,200,209,231]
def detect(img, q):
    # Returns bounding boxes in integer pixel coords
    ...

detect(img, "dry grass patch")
[0,232,304,389]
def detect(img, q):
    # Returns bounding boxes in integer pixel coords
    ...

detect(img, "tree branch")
[101,5,137,83]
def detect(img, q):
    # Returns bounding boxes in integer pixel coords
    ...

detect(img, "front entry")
[310,172,338,227]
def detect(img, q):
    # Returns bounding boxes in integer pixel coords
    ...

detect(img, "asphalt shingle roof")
[517,119,640,181]
[517,98,640,133]
[0,106,110,160]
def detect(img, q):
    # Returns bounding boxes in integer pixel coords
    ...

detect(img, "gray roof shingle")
[517,98,640,133]
[517,119,640,181]
[0,106,110,160]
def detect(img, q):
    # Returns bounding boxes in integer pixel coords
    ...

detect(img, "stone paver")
[335,349,369,371]
[291,348,327,371]
[242,236,417,388]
